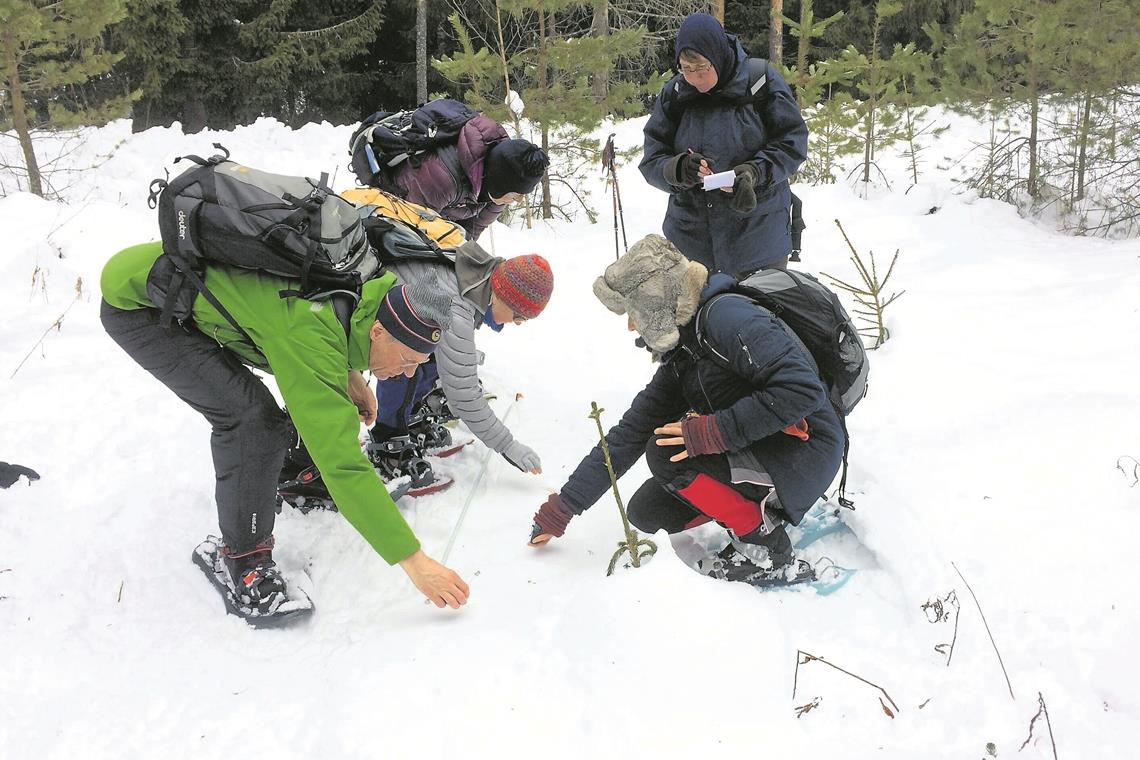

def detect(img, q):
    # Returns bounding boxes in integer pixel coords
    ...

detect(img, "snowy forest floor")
[2,111,1139,758]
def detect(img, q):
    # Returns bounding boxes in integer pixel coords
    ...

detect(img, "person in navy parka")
[527,236,844,587]
[640,13,808,275]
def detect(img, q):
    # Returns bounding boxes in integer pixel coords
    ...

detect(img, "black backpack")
[694,268,869,504]
[348,99,480,189]
[145,146,453,341]
[661,58,806,259]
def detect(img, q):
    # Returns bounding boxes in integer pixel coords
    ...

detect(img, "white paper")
[702,170,736,191]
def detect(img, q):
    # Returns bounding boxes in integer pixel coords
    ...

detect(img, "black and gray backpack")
[145,145,455,340]
[348,99,479,189]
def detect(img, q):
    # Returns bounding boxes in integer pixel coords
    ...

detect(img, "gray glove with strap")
[502,440,541,472]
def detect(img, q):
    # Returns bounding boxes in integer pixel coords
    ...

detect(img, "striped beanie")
[376,281,450,353]
[490,255,553,320]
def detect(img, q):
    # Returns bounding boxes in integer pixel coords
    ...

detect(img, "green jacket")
[101,241,420,564]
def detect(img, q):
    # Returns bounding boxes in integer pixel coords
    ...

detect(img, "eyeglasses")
[395,346,424,370]
[680,62,713,75]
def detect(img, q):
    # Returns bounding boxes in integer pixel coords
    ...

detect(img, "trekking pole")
[440,396,518,565]
[601,134,628,260]
[589,401,656,575]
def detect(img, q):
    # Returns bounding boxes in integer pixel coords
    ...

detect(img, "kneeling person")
[528,236,844,587]
[100,242,470,623]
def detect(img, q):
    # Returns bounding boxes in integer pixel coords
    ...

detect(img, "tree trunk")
[1027,69,1039,199]
[591,0,610,99]
[183,95,208,134]
[416,0,428,104]
[1076,90,1092,202]
[711,0,724,25]
[3,30,43,197]
[2,32,41,195]
[770,0,784,64]
[538,2,551,220]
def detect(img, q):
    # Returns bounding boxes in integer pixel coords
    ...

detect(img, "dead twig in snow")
[793,650,900,715]
[952,561,1015,701]
[1019,692,1059,759]
[10,278,85,379]
[1116,456,1139,487]
[794,696,822,718]
[922,590,962,665]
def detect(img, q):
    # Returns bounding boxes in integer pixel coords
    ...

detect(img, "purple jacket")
[391,114,508,241]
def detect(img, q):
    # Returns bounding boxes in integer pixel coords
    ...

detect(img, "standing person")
[350,103,549,241]
[640,13,808,275]
[100,241,470,624]
[528,236,843,587]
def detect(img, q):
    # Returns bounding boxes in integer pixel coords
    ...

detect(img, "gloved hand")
[663,151,709,189]
[0,462,40,489]
[502,440,542,473]
[729,164,759,213]
[529,493,575,545]
[680,414,729,456]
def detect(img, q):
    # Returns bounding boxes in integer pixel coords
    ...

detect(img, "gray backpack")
[146,145,381,335]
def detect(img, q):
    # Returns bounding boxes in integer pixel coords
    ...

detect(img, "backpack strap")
[695,293,818,377]
[744,57,770,104]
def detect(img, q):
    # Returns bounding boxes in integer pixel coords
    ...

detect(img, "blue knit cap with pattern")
[674,13,736,86]
[376,283,444,354]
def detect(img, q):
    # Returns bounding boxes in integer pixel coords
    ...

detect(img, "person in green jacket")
[100,241,470,623]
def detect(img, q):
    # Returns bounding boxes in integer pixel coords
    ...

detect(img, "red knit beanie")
[490,255,553,320]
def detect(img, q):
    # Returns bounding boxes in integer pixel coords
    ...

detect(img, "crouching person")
[100,242,470,624]
[528,235,844,587]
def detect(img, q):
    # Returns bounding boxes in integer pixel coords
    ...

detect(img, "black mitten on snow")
[0,462,40,489]
[663,152,708,189]
[730,164,759,213]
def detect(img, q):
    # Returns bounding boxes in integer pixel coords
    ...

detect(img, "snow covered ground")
[2,112,1139,759]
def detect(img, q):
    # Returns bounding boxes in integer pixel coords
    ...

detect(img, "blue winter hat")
[674,13,735,83]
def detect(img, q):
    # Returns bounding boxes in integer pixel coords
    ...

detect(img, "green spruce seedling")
[822,220,903,349]
[589,402,656,575]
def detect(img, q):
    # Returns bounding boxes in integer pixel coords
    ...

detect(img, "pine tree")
[1,0,137,196]
[112,1,386,132]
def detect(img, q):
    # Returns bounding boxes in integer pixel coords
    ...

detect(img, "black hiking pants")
[100,301,291,554]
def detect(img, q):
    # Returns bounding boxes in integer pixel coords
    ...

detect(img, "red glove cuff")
[533,493,574,538]
[680,415,729,456]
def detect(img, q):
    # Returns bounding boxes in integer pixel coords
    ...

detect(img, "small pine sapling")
[588,402,656,575]
[822,220,904,349]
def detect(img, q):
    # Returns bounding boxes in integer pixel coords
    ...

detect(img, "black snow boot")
[698,524,815,587]
[364,433,436,489]
[222,541,288,615]
[192,536,312,626]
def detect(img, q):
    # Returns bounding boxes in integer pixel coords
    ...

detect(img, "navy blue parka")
[560,275,844,525]
[640,37,808,274]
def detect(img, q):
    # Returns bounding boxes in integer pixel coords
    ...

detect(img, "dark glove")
[680,415,729,456]
[0,462,40,489]
[530,493,574,542]
[663,152,708,189]
[730,164,759,213]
